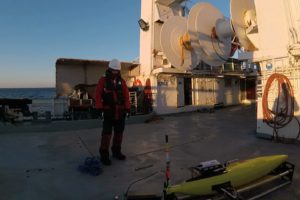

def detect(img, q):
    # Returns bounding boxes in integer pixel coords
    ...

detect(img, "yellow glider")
[166,155,288,196]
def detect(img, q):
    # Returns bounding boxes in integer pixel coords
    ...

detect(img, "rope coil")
[262,73,300,141]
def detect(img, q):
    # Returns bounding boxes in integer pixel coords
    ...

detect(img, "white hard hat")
[108,59,121,70]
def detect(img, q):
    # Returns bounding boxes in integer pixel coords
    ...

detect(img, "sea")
[0,88,56,99]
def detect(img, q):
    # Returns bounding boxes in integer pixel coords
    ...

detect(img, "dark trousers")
[100,117,125,154]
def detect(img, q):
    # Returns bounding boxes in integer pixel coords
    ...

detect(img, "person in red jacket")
[95,59,130,165]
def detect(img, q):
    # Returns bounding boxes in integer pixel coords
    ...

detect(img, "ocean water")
[0,88,56,99]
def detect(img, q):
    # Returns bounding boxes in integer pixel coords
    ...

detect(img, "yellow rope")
[179,32,193,66]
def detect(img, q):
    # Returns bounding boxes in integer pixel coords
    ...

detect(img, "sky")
[0,0,229,88]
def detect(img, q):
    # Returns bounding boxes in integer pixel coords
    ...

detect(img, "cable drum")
[262,73,300,141]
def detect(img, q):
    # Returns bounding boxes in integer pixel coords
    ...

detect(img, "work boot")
[100,151,111,166]
[112,132,126,160]
[112,151,126,160]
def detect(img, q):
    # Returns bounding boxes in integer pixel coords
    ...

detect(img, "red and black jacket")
[95,71,130,120]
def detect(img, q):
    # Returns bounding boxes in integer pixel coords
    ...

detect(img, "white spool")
[230,0,258,51]
[160,16,199,70]
[188,2,232,67]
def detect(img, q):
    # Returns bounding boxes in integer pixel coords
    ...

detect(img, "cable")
[124,136,169,198]
[77,136,102,176]
[262,73,300,142]
[124,171,159,197]
[78,136,95,157]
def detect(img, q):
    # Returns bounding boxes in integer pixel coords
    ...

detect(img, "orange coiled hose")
[262,73,300,141]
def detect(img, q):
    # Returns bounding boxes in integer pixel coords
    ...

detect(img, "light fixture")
[266,63,273,70]
[138,19,149,31]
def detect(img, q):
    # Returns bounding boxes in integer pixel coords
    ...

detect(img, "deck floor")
[0,104,299,200]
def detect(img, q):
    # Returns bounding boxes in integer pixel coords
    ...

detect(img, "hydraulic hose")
[262,73,300,141]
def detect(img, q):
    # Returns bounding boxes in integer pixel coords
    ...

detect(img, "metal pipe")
[237,170,291,193]
[247,181,291,200]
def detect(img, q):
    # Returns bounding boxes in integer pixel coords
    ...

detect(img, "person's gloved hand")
[96,109,104,120]
[125,109,130,119]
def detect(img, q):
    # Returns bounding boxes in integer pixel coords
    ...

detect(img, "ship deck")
[0,104,299,200]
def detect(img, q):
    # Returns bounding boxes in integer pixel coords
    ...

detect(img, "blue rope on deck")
[78,157,102,176]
